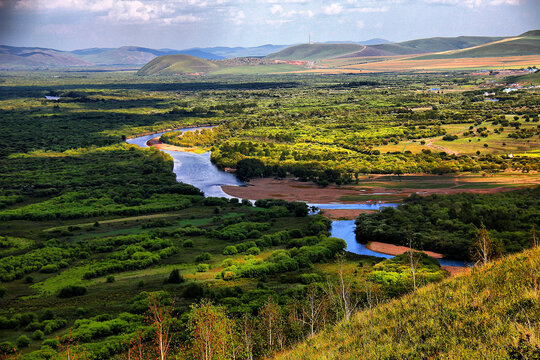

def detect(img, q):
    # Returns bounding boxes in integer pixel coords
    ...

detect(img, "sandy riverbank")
[366,241,469,276]
[367,241,443,259]
[147,137,206,153]
[320,209,378,220]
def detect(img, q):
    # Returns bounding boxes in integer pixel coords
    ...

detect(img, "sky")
[0,0,538,50]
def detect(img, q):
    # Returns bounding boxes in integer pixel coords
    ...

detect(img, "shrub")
[32,330,44,340]
[106,275,115,283]
[288,229,304,238]
[40,264,59,273]
[247,247,261,255]
[16,335,31,348]
[39,309,55,322]
[299,273,323,284]
[195,252,211,262]
[58,285,87,298]
[24,276,34,284]
[0,287,6,298]
[168,269,184,284]
[197,264,210,272]
[183,283,204,299]
[223,246,238,255]
[222,258,234,267]
[0,341,16,354]
[183,240,194,248]
[222,271,236,281]
[41,338,59,349]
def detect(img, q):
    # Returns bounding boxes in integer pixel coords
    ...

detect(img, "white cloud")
[352,6,390,13]
[265,18,293,25]
[323,3,343,15]
[162,14,200,24]
[489,0,519,5]
[356,20,365,29]
[423,0,520,8]
[13,0,215,24]
[230,9,245,25]
[270,4,283,14]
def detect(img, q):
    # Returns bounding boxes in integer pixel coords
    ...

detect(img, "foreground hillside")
[277,247,540,359]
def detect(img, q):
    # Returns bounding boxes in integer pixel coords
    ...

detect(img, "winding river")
[127,127,467,267]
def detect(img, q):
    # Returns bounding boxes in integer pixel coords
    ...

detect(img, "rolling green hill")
[414,35,540,59]
[268,36,507,61]
[396,35,505,53]
[137,54,219,75]
[266,43,365,61]
[277,246,540,359]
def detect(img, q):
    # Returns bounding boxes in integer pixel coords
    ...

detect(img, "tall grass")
[277,247,540,359]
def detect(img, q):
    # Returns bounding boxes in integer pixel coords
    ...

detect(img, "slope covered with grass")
[277,247,540,359]
[266,43,364,61]
[415,36,540,59]
[137,54,219,75]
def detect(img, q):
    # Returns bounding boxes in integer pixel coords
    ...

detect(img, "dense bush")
[168,269,185,284]
[58,285,87,298]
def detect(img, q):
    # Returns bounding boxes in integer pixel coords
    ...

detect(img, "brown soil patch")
[320,209,378,220]
[222,178,362,203]
[221,175,536,204]
[367,241,444,259]
[442,266,470,276]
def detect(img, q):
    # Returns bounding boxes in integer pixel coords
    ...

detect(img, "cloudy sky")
[0,0,538,50]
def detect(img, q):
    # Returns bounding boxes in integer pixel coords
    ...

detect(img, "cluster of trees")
[0,144,203,221]
[355,187,540,260]
[160,127,230,148]
[214,148,539,185]
[219,237,346,280]
[0,246,76,282]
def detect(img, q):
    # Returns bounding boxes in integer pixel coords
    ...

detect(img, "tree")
[473,224,495,266]
[259,297,283,353]
[235,158,265,181]
[147,295,174,360]
[295,285,328,337]
[407,232,422,291]
[239,314,255,360]
[188,299,237,360]
[326,257,360,322]
[531,227,538,248]
[167,269,184,284]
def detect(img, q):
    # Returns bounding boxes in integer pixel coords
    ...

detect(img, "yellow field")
[285,55,540,74]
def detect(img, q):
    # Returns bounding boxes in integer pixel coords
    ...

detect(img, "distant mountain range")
[0,39,392,70]
[1,32,538,70]
[0,44,295,69]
